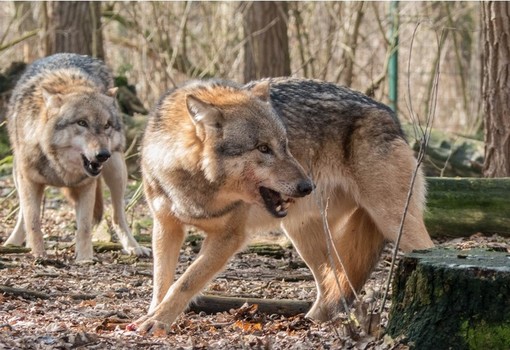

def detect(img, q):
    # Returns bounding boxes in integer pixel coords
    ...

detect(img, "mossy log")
[387,248,510,350]
[425,177,510,237]
[403,124,484,178]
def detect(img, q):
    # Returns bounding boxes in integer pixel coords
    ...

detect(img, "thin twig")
[378,24,445,325]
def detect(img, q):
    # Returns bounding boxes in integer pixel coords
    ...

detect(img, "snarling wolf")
[3,53,150,261]
[134,78,434,333]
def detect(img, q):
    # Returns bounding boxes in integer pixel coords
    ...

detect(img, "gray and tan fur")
[134,78,434,333]
[3,53,150,261]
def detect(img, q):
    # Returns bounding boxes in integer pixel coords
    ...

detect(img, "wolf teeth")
[276,205,282,212]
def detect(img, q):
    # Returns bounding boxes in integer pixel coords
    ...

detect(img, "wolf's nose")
[96,150,111,163]
[297,180,314,196]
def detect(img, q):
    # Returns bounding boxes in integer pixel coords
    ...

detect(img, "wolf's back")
[9,54,113,115]
[249,78,405,162]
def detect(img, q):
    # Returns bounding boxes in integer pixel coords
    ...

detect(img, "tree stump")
[386,248,510,350]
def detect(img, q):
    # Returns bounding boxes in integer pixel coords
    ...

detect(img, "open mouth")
[82,154,103,177]
[259,186,295,218]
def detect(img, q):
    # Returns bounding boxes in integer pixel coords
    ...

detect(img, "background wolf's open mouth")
[259,186,292,218]
[82,154,103,177]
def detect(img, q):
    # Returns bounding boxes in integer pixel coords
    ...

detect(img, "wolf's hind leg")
[283,205,385,321]
[102,152,151,256]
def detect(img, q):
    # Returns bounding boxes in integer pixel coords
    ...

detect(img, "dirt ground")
[1,175,508,350]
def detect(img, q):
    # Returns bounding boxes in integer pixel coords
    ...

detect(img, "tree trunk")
[14,2,39,62]
[387,248,510,350]
[481,2,510,177]
[243,1,291,82]
[45,1,104,59]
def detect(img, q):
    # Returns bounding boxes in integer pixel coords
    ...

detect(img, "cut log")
[387,248,510,350]
[425,177,510,237]
[189,294,312,317]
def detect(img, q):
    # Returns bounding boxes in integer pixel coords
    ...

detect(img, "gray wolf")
[133,78,434,333]
[3,53,150,262]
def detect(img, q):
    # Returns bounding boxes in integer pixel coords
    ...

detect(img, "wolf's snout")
[297,179,314,197]
[95,150,111,163]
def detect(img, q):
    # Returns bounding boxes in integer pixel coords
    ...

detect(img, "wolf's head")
[185,81,313,217]
[40,86,124,178]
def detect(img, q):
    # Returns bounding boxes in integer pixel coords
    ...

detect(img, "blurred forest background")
[0,1,508,178]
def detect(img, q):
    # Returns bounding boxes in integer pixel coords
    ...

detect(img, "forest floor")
[0,176,508,350]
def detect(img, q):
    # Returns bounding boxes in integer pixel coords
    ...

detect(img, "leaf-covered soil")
[1,176,508,349]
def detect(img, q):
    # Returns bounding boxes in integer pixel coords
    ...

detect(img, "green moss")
[460,320,510,350]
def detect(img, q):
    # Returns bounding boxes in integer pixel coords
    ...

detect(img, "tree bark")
[14,2,39,62]
[243,1,291,82]
[45,1,104,59]
[481,2,510,177]
[387,248,510,350]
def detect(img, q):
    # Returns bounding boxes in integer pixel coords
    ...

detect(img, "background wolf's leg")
[137,218,247,333]
[69,183,96,262]
[102,152,151,256]
[16,177,45,257]
[4,207,26,246]
[4,168,26,246]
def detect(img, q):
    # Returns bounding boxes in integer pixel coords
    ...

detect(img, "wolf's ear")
[186,94,223,129]
[41,87,64,110]
[106,87,118,98]
[248,81,270,102]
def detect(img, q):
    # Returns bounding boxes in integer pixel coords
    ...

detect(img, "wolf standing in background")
[133,77,434,333]
[3,53,150,262]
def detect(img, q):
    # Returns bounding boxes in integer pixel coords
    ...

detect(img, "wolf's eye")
[257,145,271,154]
[77,120,88,127]
[104,122,111,130]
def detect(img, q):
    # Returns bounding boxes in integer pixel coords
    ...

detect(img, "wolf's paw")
[74,255,98,265]
[30,249,48,260]
[129,315,170,336]
[305,303,335,322]
[75,259,98,265]
[123,245,152,257]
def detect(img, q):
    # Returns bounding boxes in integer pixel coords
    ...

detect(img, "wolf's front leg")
[135,218,247,334]
[102,152,151,257]
[72,183,97,262]
[4,206,26,246]
[14,175,46,257]
[4,168,27,246]
[148,214,185,313]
